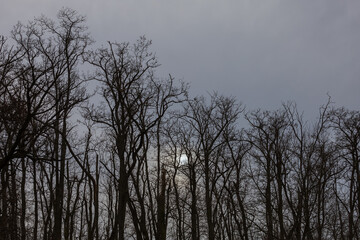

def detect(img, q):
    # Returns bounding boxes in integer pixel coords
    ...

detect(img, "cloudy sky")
[1,0,359,118]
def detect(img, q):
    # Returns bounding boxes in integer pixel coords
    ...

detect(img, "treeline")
[0,8,359,240]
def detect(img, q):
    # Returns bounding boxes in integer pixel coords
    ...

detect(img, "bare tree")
[1,8,90,239]
[182,94,242,240]
[330,108,360,239]
[86,36,186,240]
[245,109,291,240]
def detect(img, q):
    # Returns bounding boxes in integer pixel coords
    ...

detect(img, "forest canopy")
[0,8,359,240]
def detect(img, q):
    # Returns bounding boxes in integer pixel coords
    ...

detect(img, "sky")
[1,0,359,119]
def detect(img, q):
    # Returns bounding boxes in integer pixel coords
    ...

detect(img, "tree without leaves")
[85,36,186,240]
[1,9,360,240]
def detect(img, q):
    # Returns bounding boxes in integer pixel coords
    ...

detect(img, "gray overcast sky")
[1,0,359,117]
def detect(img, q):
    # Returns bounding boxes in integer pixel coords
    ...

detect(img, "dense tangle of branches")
[0,9,359,240]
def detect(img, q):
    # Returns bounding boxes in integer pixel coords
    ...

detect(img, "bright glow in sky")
[179,154,188,165]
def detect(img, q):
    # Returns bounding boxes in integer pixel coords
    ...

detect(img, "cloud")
[1,0,359,117]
